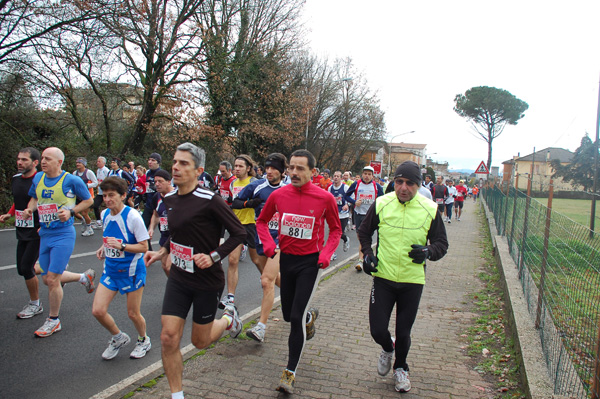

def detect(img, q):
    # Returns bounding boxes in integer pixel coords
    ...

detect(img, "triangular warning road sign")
[475,161,489,174]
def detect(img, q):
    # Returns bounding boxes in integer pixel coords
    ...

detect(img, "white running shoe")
[17,302,43,319]
[246,324,265,342]
[331,253,337,261]
[102,332,131,360]
[343,238,350,252]
[91,221,103,230]
[130,336,151,359]
[224,305,242,338]
[34,318,61,337]
[394,368,411,392]
[240,245,248,261]
[82,226,94,237]
[218,295,234,310]
[82,269,96,293]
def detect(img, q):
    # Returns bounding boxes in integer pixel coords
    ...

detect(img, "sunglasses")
[395,178,416,187]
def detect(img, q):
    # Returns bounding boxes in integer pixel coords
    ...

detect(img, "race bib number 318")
[280,213,315,240]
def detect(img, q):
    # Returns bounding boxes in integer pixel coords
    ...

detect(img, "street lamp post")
[387,130,415,175]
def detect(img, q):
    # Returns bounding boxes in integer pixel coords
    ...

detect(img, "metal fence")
[482,185,600,398]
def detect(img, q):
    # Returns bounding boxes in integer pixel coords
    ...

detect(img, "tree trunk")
[121,95,155,156]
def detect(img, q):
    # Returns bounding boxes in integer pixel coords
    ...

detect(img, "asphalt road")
[0,221,360,398]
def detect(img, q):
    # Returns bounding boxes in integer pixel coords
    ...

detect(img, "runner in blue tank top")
[92,176,151,360]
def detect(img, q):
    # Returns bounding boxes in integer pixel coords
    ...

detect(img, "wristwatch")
[70,209,75,217]
[210,251,221,263]
[120,242,127,251]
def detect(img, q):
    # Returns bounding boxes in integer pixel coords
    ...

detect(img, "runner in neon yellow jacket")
[357,161,448,394]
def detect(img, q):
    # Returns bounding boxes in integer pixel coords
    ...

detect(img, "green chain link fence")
[482,185,600,398]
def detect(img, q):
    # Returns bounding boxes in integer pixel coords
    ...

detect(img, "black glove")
[244,198,263,208]
[408,244,430,264]
[362,253,378,275]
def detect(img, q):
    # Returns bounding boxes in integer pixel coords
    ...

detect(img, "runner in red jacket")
[256,149,341,394]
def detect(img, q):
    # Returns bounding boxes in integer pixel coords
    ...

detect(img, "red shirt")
[216,174,236,205]
[256,182,342,268]
[135,174,147,194]
[311,175,323,186]
[455,185,467,201]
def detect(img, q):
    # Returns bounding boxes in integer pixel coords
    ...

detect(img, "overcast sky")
[302,0,600,170]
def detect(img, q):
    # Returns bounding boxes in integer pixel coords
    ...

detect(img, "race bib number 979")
[280,213,315,240]
[170,241,194,273]
[268,212,280,231]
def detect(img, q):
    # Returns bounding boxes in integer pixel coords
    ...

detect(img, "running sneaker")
[224,304,242,338]
[305,307,319,340]
[81,222,87,234]
[130,336,152,359]
[34,318,61,337]
[246,324,265,343]
[457,217,461,221]
[377,339,395,376]
[81,226,94,237]
[343,238,350,252]
[218,295,234,310]
[447,219,451,224]
[91,220,103,230]
[102,332,131,360]
[82,268,96,293]
[331,253,337,261]
[240,245,248,261]
[276,369,295,394]
[17,302,43,319]
[393,368,411,392]
[355,260,362,272]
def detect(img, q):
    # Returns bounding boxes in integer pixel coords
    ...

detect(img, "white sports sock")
[78,274,87,283]
[257,322,266,329]
[171,391,184,399]
[30,299,40,306]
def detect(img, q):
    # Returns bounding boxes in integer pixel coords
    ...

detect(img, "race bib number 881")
[280,213,315,240]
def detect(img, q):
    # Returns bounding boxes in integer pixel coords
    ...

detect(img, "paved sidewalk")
[128,200,497,398]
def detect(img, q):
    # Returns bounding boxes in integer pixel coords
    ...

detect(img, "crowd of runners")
[1,144,493,397]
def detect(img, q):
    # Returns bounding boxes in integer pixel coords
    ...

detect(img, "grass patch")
[320,262,352,283]
[465,207,526,398]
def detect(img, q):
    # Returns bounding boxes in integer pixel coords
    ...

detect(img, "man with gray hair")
[144,142,246,399]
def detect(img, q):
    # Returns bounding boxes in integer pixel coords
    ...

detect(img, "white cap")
[363,166,375,173]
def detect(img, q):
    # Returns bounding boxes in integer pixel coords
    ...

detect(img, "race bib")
[232,186,243,198]
[280,213,315,240]
[159,217,168,232]
[103,237,125,258]
[358,193,374,205]
[220,189,230,198]
[170,241,194,273]
[15,210,34,228]
[38,203,59,223]
[436,198,444,204]
[335,195,343,205]
[145,182,155,193]
[268,212,280,230]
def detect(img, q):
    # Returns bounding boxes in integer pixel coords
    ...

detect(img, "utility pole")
[590,75,600,239]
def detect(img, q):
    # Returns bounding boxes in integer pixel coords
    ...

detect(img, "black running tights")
[280,252,320,372]
[369,277,423,371]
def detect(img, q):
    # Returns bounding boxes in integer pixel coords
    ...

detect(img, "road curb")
[91,252,359,399]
